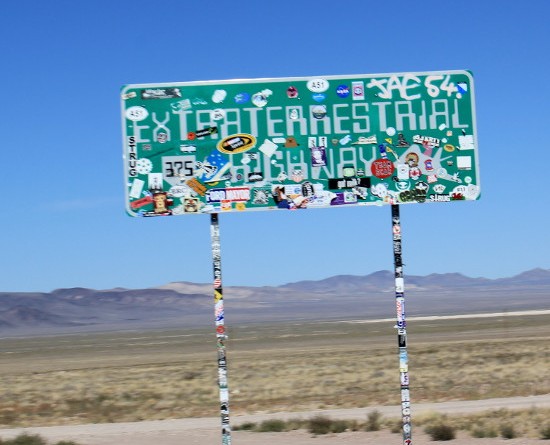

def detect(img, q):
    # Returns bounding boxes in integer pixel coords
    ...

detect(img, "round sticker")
[395,181,410,192]
[212,90,227,103]
[211,109,226,121]
[252,93,268,107]
[234,92,250,104]
[217,134,257,154]
[307,78,329,93]
[311,105,327,119]
[287,86,298,98]
[371,159,395,178]
[409,167,421,180]
[342,166,355,177]
[125,106,148,122]
[336,84,350,98]
[135,158,153,174]
[353,84,364,97]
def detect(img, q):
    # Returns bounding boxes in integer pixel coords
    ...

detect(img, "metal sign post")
[391,204,411,445]
[210,213,231,445]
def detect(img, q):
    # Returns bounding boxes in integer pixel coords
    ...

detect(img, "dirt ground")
[7,428,543,445]
[1,395,549,445]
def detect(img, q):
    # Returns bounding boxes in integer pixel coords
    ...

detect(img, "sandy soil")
[19,428,543,445]
[1,395,549,444]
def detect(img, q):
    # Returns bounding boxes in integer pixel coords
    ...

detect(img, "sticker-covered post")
[391,204,412,445]
[210,213,231,445]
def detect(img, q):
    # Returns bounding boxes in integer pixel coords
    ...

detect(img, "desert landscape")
[1,307,549,444]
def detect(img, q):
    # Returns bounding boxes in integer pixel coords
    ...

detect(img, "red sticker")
[130,195,153,209]
[371,159,395,179]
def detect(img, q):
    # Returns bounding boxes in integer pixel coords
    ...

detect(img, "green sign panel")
[121,70,479,216]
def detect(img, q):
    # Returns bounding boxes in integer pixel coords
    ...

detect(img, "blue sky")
[1,0,549,292]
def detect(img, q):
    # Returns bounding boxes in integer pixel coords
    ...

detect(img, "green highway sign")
[121,70,479,216]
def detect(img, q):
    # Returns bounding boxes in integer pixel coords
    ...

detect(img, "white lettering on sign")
[226,187,250,201]
[424,75,456,97]
[206,188,251,202]
[219,108,241,137]
[266,106,284,136]
[395,101,417,131]
[351,104,370,133]
[209,190,225,202]
[333,104,350,134]
[366,74,422,100]
[152,112,171,142]
[132,121,150,143]
[168,99,467,140]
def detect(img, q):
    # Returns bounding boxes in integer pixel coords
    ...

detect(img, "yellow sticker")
[217,134,256,154]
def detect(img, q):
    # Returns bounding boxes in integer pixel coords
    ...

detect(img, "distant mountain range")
[1,268,549,336]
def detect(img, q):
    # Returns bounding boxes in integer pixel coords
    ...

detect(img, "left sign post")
[210,213,232,445]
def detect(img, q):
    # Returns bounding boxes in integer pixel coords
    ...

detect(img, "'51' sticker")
[125,106,148,122]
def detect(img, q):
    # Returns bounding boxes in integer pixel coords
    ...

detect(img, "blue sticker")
[336,84,350,98]
[198,151,231,182]
[457,82,468,94]
[234,92,250,104]
[312,93,326,102]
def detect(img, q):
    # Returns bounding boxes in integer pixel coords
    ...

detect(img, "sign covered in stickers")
[121,71,479,216]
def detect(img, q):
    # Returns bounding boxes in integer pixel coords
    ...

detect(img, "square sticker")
[458,134,475,150]
[457,156,472,170]
[258,139,278,157]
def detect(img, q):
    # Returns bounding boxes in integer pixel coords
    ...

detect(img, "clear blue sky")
[1,0,548,292]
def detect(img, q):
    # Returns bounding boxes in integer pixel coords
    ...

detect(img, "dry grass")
[415,406,550,439]
[232,407,550,439]
[0,313,548,427]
